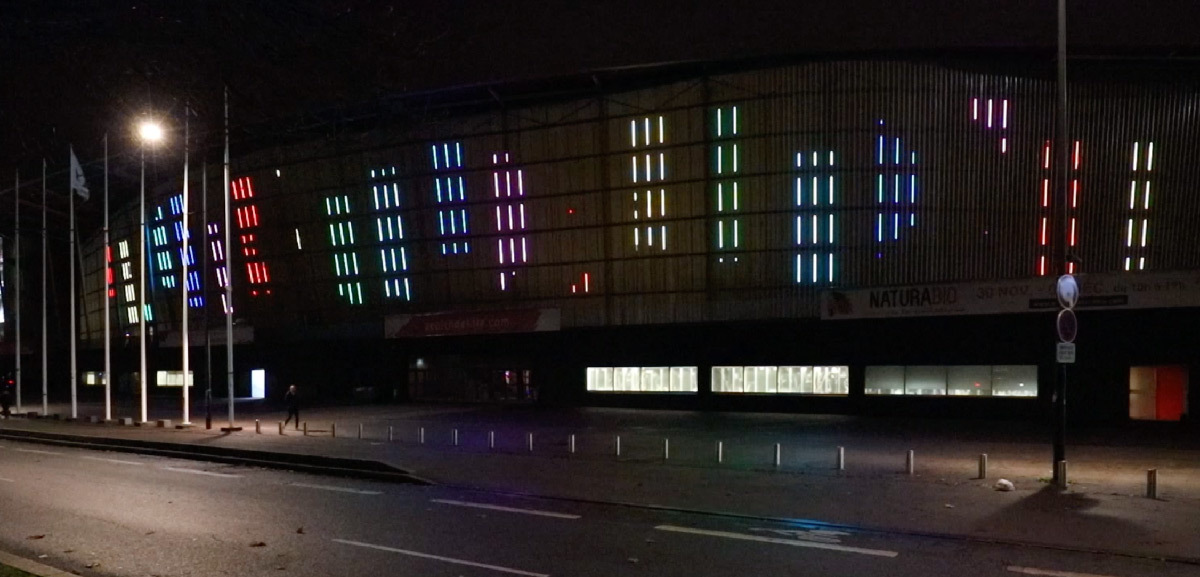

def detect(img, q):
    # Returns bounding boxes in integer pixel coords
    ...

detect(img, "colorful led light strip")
[371,166,412,301]
[630,116,668,252]
[430,142,470,255]
[795,150,837,283]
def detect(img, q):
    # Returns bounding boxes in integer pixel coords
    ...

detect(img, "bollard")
[527,432,534,452]
[663,438,670,461]
[419,427,425,445]
[388,425,394,442]
[488,431,495,449]
[278,422,284,435]
[836,446,845,471]
[569,434,576,454]
[615,435,622,457]
[774,443,782,468]
[303,422,308,436]
[331,423,337,438]
[906,450,915,475]
[358,423,363,440]
[1147,469,1158,499]
[978,453,988,479]
[453,429,459,447]
[1055,460,1068,489]
[255,420,261,434]
[717,441,724,464]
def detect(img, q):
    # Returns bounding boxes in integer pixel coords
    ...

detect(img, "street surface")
[0,438,1194,577]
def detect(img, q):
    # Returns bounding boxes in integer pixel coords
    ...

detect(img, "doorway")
[1129,365,1189,421]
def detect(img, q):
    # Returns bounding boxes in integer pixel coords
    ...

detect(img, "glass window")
[743,366,778,394]
[948,365,992,396]
[641,367,669,392]
[712,366,744,393]
[813,366,850,395]
[586,367,613,391]
[992,365,1037,397]
[865,366,905,395]
[777,366,809,393]
[669,366,698,392]
[613,367,641,392]
[905,366,947,396]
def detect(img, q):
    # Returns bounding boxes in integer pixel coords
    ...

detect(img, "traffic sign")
[1056,342,1076,364]
[1056,274,1079,309]
[1056,309,1078,343]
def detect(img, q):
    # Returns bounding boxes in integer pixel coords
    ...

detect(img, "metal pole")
[1146,469,1158,499]
[41,159,47,416]
[224,86,235,429]
[202,162,211,429]
[69,149,77,420]
[139,147,147,424]
[103,135,110,421]
[181,107,190,425]
[1051,0,1070,486]
[13,168,20,413]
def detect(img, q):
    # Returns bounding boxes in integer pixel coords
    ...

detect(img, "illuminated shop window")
[713,366,848,395]
[430,142,470,255]
[1035,140,1082,276]
[713,106,740,262]
[586,367,698,393]
[874,120,918,244]
[969,97,1009,153]
[231,176,272,295]
[1124,141,1154,272]
[490,153,529,291]
[325,194,364,305]
[795,150,838,284]
[371,166,412,301]
[629,116,668,251]
[866,365,1036,397]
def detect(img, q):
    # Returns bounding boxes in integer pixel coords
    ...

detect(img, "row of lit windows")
[864,365,1037,397]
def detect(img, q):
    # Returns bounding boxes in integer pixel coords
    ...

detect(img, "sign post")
[1053,273,1077,488]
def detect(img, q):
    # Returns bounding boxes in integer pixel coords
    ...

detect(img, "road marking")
[82,456,144,466]
[0,477,13,483]
[431,499,581,520]
[333,538,550,577]
[290,482,382,495]
[654,525,898,558]
[14,448,62,456]
[163,467,241,478]
[1008,567,1124,577]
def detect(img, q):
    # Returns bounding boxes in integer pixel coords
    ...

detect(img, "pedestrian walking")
[0,382,12,419]
[283,384,299,429]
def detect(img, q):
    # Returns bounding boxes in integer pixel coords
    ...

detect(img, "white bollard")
[978,453,988,479]
[836,446,845,471]
[453,429,459,446]
[419,427,425,445]
[278,422,284,435]
[488,431,495,449]
[303,422,308,436]
[906,450,915,475]
[717,441,724,464]
[615,435,622,457]
[331,423,337,438]
[255,420,261,434]
[388,426,393,442]
[527,432,534,452]
[569,434,576,454]
[774,443,782,468]
[358,423,363,440]
[1147,469,1158,499]
[663,438,670,461]
[1056,460,1068,489]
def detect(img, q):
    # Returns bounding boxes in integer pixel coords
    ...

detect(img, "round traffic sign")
[1057,274,1079,309]
[1056,309,1078,343]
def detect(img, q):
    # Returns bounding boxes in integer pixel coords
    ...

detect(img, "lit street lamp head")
[137,120,164,144]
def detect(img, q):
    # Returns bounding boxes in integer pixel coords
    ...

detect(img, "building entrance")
[1129,365,1189,421]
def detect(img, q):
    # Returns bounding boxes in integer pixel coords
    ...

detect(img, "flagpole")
[202,161,211,429]
[13,169,20,414]
[181,107,191,425]
[140,142,148,424]
[223,86,237,430]
[41,159,47,416]
[69,148,78,420]
[104,134,111,421]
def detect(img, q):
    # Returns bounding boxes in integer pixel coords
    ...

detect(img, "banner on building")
[820,271,1200,320]
[385,308,561,338]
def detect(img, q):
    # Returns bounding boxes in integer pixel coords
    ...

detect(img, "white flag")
[69,146,89,201]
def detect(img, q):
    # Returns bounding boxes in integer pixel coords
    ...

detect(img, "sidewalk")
[2,401,1199,563]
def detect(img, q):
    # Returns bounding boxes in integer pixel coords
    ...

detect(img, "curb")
[0,549,75,577]
[0,429,433,486]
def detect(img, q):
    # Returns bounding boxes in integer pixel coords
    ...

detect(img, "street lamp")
[137,118,164,424]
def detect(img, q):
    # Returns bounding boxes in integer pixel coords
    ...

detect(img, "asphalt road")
[0,439,1193,577]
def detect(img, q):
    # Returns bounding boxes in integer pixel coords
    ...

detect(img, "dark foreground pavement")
[2,399,1199,565]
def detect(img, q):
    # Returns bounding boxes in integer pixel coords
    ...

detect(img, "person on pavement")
[0,383,11,419]
[283,384,299,430]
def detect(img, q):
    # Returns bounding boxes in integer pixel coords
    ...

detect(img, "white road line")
[163,467,241,478]
[654,525,899,558]
[0,477,13,483]
[431,499,581,520]
[289,482,382,495]
[1008,566,1125,577]
[82,456,144,466]
[333,538,549,577]
[14,448,62,456]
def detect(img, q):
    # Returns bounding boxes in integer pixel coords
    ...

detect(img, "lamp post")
[137,119,164,424]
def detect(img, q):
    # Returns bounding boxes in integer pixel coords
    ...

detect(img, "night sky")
[1,1,1197,209]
